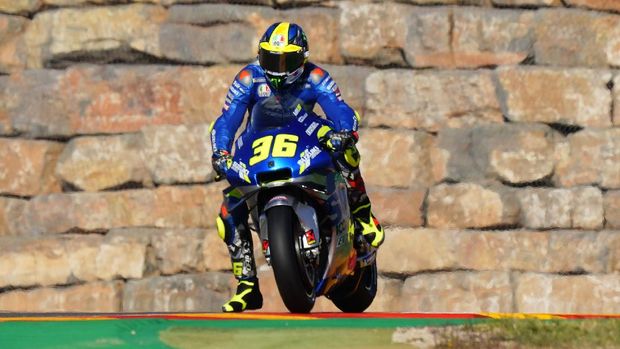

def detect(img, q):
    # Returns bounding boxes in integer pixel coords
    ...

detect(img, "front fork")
[258,195,321,268]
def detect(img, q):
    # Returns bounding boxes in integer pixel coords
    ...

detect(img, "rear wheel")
[329,261,377,313]
[267,205,315,313]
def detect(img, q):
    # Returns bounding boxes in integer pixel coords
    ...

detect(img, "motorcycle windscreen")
[249,94,303,132]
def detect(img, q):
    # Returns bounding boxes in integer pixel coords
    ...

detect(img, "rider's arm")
[210,68,254,153]
[311,67,360,133]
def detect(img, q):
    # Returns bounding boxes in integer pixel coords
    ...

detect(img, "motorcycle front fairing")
[222,94,357,296]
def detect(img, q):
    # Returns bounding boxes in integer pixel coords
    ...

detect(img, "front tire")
[330,261,377,313]
[267,205,315,313]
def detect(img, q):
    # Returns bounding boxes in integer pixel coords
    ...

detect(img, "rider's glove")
[323,131,359,152]
[212,149,232,181]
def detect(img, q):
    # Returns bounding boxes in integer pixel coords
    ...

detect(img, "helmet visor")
[259,46,305,75]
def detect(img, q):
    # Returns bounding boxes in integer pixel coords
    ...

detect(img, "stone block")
[339,2,412,66]
[378,228,612,274]
[150,229,206,275]
[492,0,562,5]
[21,183,225,235]
[378,228,459,275]
[43,0,252,5]
[168,4,341,64]
[56,134,149,192]
[365,70,502,132]
[517,187,604,229]
[367,188,426,227]
[43,0,157,4]
[0,15,27,42]
[0,0,40,15]
[0,139,63,196]
[554,128,620,189]
[434,124,557,184]
[403,7,451,67]
[604,230,620,272]
[320,64,376,119]
[159,23,256,64]
[572,187,605,229]
[23,4,167,68]
[0,281,122,312]
[612,75,620,126]
[604,191,620,228]
[401,271,514,312]
[357,129,435,188]
[564,0,620,12]
[403,7,535,68]
[517,188,569,228]
[202,228,232,272]
[455,230,550,272]
[0,197,27,236]
[427,183,519,228]
[498,67,612,127]
[547,230,617,274]
[449,8,535,67]
[122,272,231,312]
[398,0,458,3]
[0,233,147,288]
[0,14,28,73]
[0,65,238,138]
[366,277,404,312]
[398,0,494,3]
[141,124,214,185]
[515,273,620,313]
[0,237,70,288]
[91,232,148,281]
[535,9,620,67]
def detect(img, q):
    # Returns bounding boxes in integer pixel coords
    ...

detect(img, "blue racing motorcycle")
[222,94,377,313]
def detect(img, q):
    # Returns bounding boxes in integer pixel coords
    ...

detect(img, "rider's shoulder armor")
[304,62,345,103]
[306,63,329,86]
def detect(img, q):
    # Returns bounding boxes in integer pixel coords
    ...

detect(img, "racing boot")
[348,170,384,249]
[222,278,263,313]
[217,197,263,312]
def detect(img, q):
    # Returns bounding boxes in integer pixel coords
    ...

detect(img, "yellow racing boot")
[222,278,263,313]
[353,204,385,248]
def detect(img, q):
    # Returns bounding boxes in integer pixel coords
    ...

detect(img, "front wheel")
[329,261,377,313]
[267,205,315,313]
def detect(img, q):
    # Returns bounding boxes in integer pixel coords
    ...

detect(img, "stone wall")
[0,0,618,313]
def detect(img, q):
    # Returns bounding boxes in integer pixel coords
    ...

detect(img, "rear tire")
[330,261,377,313]
[267,205,315,313]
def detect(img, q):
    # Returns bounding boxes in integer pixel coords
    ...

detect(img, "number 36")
[249,134,299,166]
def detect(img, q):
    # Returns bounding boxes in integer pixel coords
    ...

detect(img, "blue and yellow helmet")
[258,22,309,89]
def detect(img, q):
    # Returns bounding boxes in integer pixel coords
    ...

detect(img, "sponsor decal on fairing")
[305,122,319,136]
[231,161,251,183]
[297,146,321,174]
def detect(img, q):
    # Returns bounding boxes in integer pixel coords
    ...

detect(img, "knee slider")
[216,215,229,241]
[344,147,360,168]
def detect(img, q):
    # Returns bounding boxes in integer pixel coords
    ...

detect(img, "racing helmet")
[258,22,309,89]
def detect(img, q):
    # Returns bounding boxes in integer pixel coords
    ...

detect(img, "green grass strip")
[0,317,484,349]
[160,328,415,349]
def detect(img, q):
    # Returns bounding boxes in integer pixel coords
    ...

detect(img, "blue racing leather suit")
[210,61,359,155]
[211,61,362,281]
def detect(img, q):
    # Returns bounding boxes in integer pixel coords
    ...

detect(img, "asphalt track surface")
[1,312,619,349]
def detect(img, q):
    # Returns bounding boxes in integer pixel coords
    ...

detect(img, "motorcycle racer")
[210,22,384,312]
